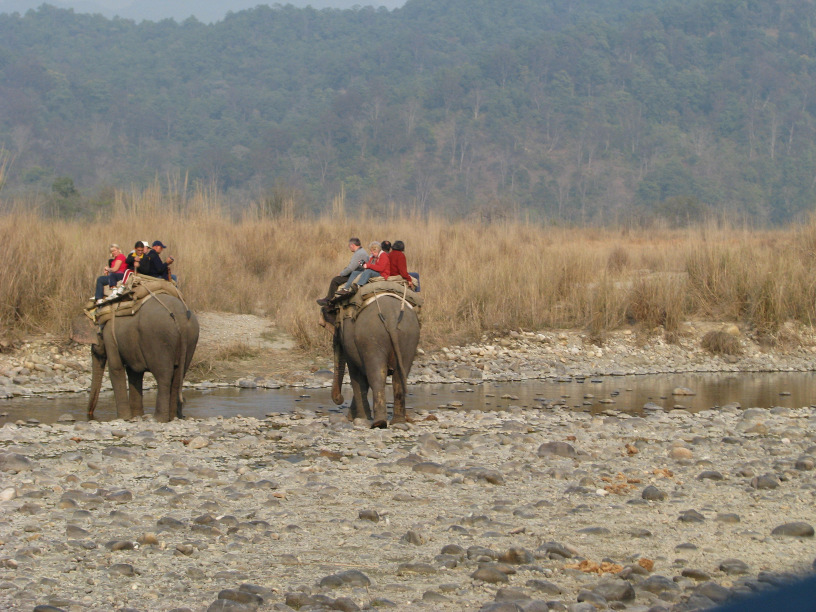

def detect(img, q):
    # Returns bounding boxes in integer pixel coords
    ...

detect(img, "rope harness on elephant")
[84,275,188,367]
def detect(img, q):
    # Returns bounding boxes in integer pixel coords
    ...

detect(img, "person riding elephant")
[331,292,420,428]
[316,238,368,307]
[74,295,199,422]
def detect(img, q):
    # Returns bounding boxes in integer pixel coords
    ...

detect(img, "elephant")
[73,295,199,422]
[329,293,420,428]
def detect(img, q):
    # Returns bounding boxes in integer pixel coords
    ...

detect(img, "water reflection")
[2,371,816,424]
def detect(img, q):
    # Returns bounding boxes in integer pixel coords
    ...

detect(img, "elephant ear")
[70,314,100,345]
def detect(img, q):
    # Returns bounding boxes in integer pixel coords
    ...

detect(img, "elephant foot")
[345,409,355,422]
[371,420,388,429]
[390,416,406,425]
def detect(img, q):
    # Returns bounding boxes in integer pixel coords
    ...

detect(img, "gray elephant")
[73,296,199,422]
[330,294,420,428]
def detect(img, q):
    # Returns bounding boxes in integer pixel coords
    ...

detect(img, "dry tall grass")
[2,185,816,351]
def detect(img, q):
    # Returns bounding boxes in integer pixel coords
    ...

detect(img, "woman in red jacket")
[336,241,390,296]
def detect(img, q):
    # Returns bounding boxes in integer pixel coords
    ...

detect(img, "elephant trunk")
[87,343,106,420]
[331,327,345,405]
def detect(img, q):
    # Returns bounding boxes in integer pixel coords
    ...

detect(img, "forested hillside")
[1,0,815,224]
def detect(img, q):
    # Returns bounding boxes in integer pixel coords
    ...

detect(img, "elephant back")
[84,275,187,326]
[336,279,423,324]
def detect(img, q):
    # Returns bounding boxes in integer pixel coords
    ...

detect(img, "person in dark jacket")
[137,240,174,280]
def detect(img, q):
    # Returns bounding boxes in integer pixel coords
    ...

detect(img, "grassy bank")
[2,186,816,351]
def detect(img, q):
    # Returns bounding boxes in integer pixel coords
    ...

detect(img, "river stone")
[105,490,133,503]
[441,544,465,557]
[719,559,750,574]
[496,587,532,601]
[536,541,573,559]
[472,566,510,584]
[795,457,815,471]
[639,575,680,594]
[499,547,534,564]
[188,436,209,449]
[101,447,135,460]
[358,510,380,523]
[670,447,693,460]
[525,579,562,595]
[679,509,705,523]
[217,589,263,607]
[642,485,666,501]
[319,569,371,588]
[672,387,695,396]
[697,470,724,481]
[577,590,607,607]
[401,530,426,545]
[0,452,34,472]
[108,563,136,577]
[771,522,814,537]
[421,591,449,604]
[681,568,711,581]
[591,578,635,601]
[716,513,740,523]
[396,563,437,575]
[206,600,254,612]
[477,604,524,612]
[751,474,779,490]
[695,581,731,603]
[537,442,577,458]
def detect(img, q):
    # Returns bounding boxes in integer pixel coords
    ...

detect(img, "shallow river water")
[3,371,816,424]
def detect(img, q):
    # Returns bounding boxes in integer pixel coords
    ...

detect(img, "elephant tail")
[379,310,408,401]
[170,318,187,419]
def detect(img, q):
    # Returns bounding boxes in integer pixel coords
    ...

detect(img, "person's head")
[348,237,361,251]
[368,241,381,254]
[151,240,167,253]
[392,240,405,252]
[380,240,392,253]
[109,243,121,256]
[134,242,145,255]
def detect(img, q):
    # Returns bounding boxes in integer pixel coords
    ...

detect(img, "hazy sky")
[0,0,407,23]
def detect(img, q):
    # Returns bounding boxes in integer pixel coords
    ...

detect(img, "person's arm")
[340,250,367,276]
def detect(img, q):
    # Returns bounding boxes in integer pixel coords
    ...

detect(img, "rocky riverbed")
[0,403,815,612]
[2,320,816,399]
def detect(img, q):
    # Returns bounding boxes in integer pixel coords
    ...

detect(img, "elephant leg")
[126,368,144,417]
[153,371,173,423]
[107,352,132,420]
[347,362,371,422]
[391,368,407,424]
[368,366,388,429]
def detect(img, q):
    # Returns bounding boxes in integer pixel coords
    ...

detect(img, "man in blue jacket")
[316,238,368,306]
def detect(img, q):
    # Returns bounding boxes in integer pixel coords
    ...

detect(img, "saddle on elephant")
[326,277,423,326]
[83,274,186,326]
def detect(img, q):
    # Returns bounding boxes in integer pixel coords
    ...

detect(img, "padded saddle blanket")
[336,278,423,322]
[84,274,184,326]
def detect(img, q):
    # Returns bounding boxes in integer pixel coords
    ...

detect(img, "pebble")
[319,570,371,588]
[537,441,577,458]
[719,558,750,574]
[641,485,666,501]
[590,578,635,602]
[472,566,510,584]
[771,522,815,537]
